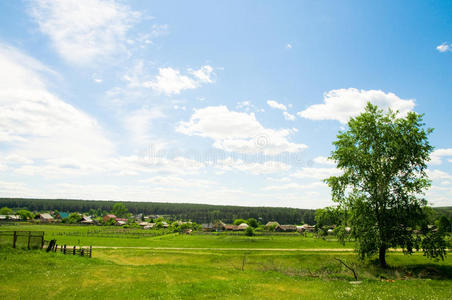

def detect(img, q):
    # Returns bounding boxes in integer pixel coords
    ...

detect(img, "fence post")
[41,233,44,249]
[81,248,84,257]
[73,246,76,255]
[27,231,31,250]
[13,231,17,248]
[64,245,66,254]
[89,245,92,258]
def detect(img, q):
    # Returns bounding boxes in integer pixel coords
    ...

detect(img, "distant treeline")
[0,198,316,224]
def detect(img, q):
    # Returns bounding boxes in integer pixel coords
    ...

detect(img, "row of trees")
[0,198,316,224]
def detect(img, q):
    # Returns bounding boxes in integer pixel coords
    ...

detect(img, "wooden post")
[13,231,17,248]
[41,234,44,249]
[89,245,92,258]
[27,231,31,250]
[73,246,76,255]
[81,248,84,257]
[64,245,66,254]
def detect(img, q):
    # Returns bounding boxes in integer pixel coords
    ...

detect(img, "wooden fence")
[45,240,92,258]
[0,231,44,249]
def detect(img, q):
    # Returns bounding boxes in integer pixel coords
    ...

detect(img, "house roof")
[265,221,280,227]
[58,212,69,219]
[40,213,54,219]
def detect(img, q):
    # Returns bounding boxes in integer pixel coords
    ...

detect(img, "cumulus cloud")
[297,88,415,124]
[436,42,452,53]
[176,106,307,155]
[427,169,452,181]
[291,167,342,180]
[29,0,141,64]
[430,148,452,165]
[313,156,335,166]
[267,100,287,111]
[214,158,291,175]
[264,181,325,191]
[283,111,296,121]
[0,44,114,163]
[143,65,214,95]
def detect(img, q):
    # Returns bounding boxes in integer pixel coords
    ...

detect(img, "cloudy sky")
[0,0,451,208]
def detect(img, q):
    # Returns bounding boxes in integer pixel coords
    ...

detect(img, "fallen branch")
[335,258,358,280]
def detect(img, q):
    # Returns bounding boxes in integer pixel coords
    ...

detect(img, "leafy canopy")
[325,103,445,267]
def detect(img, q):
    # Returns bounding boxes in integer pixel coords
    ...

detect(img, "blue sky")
[0,0,451,208]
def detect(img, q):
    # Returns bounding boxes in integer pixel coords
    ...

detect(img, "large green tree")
[325,103,446,267]
[112,203,128,218]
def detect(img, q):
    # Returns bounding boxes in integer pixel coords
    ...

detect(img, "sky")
[0,0,451,209]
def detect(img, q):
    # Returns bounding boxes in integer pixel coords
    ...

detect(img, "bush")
[245,226,255,236]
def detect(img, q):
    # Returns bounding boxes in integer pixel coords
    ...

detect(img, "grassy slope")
[1,248,451,299]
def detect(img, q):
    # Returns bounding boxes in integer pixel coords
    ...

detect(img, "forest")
[0,198,317,224]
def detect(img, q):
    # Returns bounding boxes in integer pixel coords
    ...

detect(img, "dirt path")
[91,246,356,251]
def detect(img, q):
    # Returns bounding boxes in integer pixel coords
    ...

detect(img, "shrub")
[245,226,255,236]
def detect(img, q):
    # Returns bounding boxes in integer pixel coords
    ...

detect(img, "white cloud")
[264,181,325,191]
[283,111,296,121]
[313,156,335,166]
[436,42,452,53]
[30,0,141,65]
[214,158,291,175]
[291,167,342,180]
[236,101,264,112]
[0,44,114,164]
[427,169,452,181]
[123,107,166,147]
[140,175,216,188]
[430,148,452,165]
[189,65,214,83]
[177,106,307,155]
[267,100,287,111]
[143,65,214,95]
[297,88,415,124]
[286,43,292,49]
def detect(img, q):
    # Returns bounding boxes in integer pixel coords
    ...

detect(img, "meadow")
[0,223,451,299]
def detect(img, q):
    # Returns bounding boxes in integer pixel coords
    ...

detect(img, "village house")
[39,213,55,223]
[81,216,94,224]
[276,225,297,232]
[238,223,249,230]
[213,220,226,231]
[224,224,239,231]
[265,221,280,229]
[103,214,116,222]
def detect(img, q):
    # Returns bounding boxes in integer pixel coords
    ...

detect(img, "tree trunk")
[379,245,387,268]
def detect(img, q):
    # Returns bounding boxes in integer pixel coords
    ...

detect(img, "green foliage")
[233,219,247,225]
[247,218,258,228]
[437,216,451,234]
[325,103,442,267]
[0,206,12,215]
[66,213,82,224]
[244,226,255,236]
[112,203,128,218]
[16,209,33,220]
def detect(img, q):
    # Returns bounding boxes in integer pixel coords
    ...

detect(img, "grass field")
[1,224,451,299]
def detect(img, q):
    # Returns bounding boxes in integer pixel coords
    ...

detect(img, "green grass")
[1,224,451,299]
[0,224,350,248]
[0,248,451,299]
